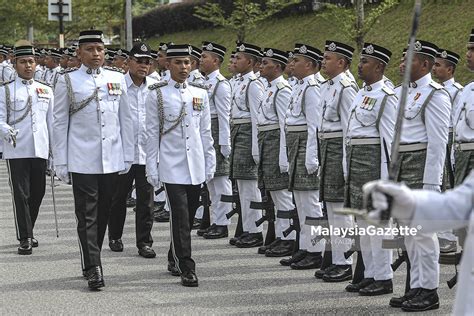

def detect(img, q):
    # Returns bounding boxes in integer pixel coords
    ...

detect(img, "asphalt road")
[0,161,456,315]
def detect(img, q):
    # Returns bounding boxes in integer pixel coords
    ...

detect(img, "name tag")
[107,83,122,96]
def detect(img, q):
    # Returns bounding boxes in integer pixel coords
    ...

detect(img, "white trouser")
[405,231,439,289]
[236,179,262,233]
[437,230,457,242]
[207,176,232,225]
[294,190,325,252]
[326,202,353,265]
[195,206,204,219]
[358,219,393,280]
[131,188,136,199]
[270,189,296,240]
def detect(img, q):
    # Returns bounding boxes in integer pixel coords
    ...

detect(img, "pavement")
[0,160,457,314]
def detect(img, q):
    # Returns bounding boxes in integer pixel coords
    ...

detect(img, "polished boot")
[181,271,199,287]
[401,288,439,312]
[359,279,393,296]
[192,218,201,230]
[126,197,136,208]
[345,278,374,293]
[235,232,263,248]
[229,232,248,246]
[109,239,123,252]
[265,240,294,257]
[87,266,105,290]
[18,238,32,255]
[290,252,322,270]
[203,225,228,239]
[322,265,352,282]
[154,209,170,222]
[389,288,422,308]
[31,238,38,248]
[258,238,281,255]
[138,246,156,258]
[315,264,336,279]
[168,261,180,276]
[280,250,307,266]
[197,223,214,237]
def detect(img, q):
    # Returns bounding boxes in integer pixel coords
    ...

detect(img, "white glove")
[305,162,319,175]
[279,164,288,174]
[119,161,133,175]
[147,175,160,187]
[55,165,70,183]
[423,184,440,192]
[362,180,416,223]
[205,172,214,183]
[3,128,18,147]
[220,145,231,159]
[253,155,260,165]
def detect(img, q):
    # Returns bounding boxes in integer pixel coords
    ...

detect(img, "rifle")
[251,190,276,246]
[222,182,243,238]
[198,183,211,233]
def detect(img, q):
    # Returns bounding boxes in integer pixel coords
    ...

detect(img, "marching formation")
[0,25,473,314]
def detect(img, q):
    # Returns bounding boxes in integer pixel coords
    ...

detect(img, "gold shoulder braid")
[156,87,186,136]
[64,73,99,116]
[5,84,32,125]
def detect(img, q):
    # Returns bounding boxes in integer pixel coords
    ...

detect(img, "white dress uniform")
[189,69,205,85]
[453,81,474,143]
[346,79,397,281]
[319,71,358,265]
[0,61,15,83]
[43,65,61,87]
[203,69,232,226]
[257,75,295,240]
[285,74,325,253]
[314,71,325,84]
[231,70,264,234]
[400,72,450,290]
[160,69,171,82]
[34,67,44,82]
[148,71,161,82]
[287,76,298,89]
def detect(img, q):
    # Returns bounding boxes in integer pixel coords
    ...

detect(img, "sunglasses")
[131,57,153,65]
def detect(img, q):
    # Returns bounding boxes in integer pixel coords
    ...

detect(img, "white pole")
[126,0,132,50]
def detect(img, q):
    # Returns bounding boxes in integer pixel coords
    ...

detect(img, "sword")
[50,172,59,237]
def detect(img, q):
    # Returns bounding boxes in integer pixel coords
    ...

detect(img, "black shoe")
[389,288,422,308]
[138,246,156,258]
[167,261,180,276]
[438,238,457,253]
[235,232,263,248]
[359,279,393,296]
[258,238,281,254]
[345,278,374,292]
[290,252,322,270]
[315,264,336,279]
[197,223,213,237]
[18,238,32,255]
[154,210,170,222]
[401,288,439,312]
[109,239,123,252]
[31,238,38,248]
[265,240,295,257]
[280,250,307,266]
[87,266,105,289]
[323,265,352,282]
[203,225,228,239]
[229,232,248,246]
[180,271,199,287]
[153,201,166,213]
[192,218,202,230]
[126,197,136,208]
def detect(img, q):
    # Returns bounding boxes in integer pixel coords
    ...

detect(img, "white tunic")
[148,71,161,82]
[189,69,205,85]
[442,78,463,128]
[53,64,134,174]
[453,81,474,143]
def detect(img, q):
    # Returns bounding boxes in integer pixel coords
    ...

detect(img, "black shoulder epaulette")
[189,82,206,89]
[103,66,125,74]
[35,79,52,88]
[0,79,14,86]
[148,81,167,90]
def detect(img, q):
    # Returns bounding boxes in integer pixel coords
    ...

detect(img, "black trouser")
[165,183,201,274]
[6,158,46,241]
[71,172,118,271]
[108,164,154,248]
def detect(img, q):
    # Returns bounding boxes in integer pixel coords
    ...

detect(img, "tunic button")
[186,124,189,127]
[102,137,105,140]
[102,110,105,113]
[186,136,189,140]
[102,123,105,127]
[99,98,102,101]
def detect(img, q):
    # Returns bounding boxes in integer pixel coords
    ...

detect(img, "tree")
[194,0,301,42]
[320,0,400,51]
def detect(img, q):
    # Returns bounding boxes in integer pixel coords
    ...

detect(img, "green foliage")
[194,0,301,42]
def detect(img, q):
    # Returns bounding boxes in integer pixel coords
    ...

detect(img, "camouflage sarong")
[454,149,474,185]
[319,137,344,202]
[393,149,426,189]
[286,131,319,191]
[230,123,258,180]
[257,129,289,191]
[211,118,230,177]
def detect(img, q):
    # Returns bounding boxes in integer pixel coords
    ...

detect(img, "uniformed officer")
[113,48,129,72]
[256,47,296,257]
[148,50,161,82]
[59,48,69,70]
[363,170,474,315]
[53,30,134,290]
[0,46,15,83]
[157,42,173,82]
[0,41,53,255]
[104,48,115,67]
[66,45,81,69]
[107,42,157,258]
[227,50,239,91]
[316,40,358,282]
[42,49,61,87]
[189,46,204,84]
[145,44,215,287]
[432,47,463,253]
[394,48,407,96]
[33,48,46,81]
[343,43,396,295]
[198,41,232,239]
[386,40,450,311]
[284,51,297,88]
[229,42,265,248]
[280,44,324,269]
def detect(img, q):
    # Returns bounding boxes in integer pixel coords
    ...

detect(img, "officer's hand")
[47,156,54,173]
[220,145,232,159]
[362,180,416,223]
[253,155,260,165]
[305,162,319,175]
[3,128,18,147]
[147,175,160,187]
[206,173,214,183]
[279,164,288,174]
[423,184,440,192]
[55,165,70,184]
[119,161,133,175]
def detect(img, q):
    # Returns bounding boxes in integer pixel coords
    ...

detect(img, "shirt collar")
[328,72,345,86]
[168,78,188,89]
[442,78,455,87]
[240,71,255,81]
[125,71,147,88]
[16,76,33,85]
[80,64,102,75]
[364,79,384,92]
[206,69,220,81]
[411,73,431,89]
[268,75,284,87]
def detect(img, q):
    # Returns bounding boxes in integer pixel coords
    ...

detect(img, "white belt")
[455,142,474,151]
[286,124,307,132]
[233,118,251,125]
[318,131,343,139]
[398,143,428,152]
[211,114,218,119]
[349,138,381,146]
[258,123,280,132]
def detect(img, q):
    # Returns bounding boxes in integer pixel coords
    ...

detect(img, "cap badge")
[238,44,246,52]
[117,49,123,55]
[440,50,448,58]
[414,41,422,52]
[328,42,337,51]
[288,52,294,58]
[162,44,168,51]
[141,44,148,51]
[366,45,374,54]
[299,45,307,54]
[266,49,274,57]
[206,43,213,51]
